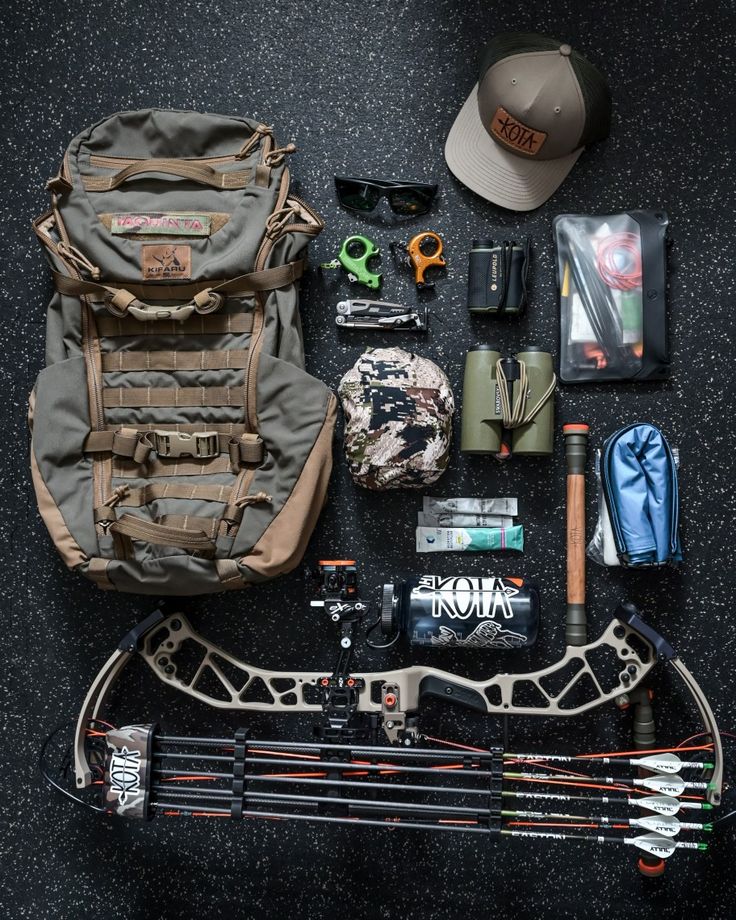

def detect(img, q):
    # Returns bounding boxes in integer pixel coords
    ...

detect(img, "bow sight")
[307,560,381,741]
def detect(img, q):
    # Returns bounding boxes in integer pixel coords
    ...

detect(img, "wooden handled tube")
[563,424,589,647]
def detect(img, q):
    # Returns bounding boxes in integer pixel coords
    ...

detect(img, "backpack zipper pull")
[103,485,130,508]
[235,491,272,508]
[265,205,299,239]
[95,485,130,535]
[57,241,102,280]
[264,143,296,167]
[235,123,273,159]
[220,491,272,537]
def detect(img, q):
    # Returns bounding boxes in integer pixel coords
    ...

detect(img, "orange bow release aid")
[391,231,446,290]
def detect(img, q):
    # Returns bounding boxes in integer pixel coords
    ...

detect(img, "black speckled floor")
[3,1,736,918]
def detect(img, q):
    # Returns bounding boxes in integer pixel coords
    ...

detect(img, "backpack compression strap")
[51,259,306,321]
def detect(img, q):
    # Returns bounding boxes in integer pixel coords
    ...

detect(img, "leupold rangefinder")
[467,238,530,314]
[461,346,555,458]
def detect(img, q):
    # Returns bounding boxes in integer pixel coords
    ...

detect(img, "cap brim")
[445,84,583,211]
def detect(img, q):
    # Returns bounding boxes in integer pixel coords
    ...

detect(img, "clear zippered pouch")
[554,210,670,383]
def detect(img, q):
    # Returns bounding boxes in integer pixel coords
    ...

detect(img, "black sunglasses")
[334,176,439,216]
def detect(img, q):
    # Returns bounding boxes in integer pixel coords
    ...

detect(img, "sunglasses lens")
[387,186,435,215]
[335,179,381,212]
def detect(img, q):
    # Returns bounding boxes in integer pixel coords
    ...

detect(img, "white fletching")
[631,814,680,837]
[638,774,686,796]
[633,752,682,774]
[635,794,681,816]
[630,833,677,858]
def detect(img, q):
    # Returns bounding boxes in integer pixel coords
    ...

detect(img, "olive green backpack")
[30,109,336,595]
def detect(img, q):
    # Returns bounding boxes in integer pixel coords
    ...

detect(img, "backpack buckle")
[152,430,219,459]
[127,303,195,322]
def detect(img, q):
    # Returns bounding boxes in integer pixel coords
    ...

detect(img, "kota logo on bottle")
[490,106,547,156]
[141,244,192,280]
[414,575,521,620]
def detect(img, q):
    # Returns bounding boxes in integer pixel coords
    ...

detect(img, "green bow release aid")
[320,235,382,290]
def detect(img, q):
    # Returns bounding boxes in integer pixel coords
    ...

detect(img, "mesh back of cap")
[569,52,612,144]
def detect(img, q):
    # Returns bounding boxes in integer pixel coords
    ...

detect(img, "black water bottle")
[380,575,539,649]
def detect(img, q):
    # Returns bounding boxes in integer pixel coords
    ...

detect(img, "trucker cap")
[445,33,611,211]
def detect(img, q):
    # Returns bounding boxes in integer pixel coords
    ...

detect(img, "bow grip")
[418,675,488,712]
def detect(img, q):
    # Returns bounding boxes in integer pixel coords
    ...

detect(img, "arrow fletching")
[639,774,686,796]
[636,794,682,816]
[631,833,677,858]
[634,752,682,774]
[632,814,680,837]
[630,833,708,857]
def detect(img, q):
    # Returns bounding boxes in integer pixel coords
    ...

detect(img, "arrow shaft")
[501,828,654,849]
[501,789,709,815]
[504,771,705,792]
[504,810,704,835]
[508,751,711,772]
[502,828,705,857]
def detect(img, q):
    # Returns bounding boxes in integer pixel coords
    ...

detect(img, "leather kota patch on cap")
[111,213,212,236]
[490,106,548,157]
[141,244,192,280]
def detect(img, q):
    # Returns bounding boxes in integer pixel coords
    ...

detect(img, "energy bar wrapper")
[423,497,518,517]
[418,512,514,529]
[416,525,524,553]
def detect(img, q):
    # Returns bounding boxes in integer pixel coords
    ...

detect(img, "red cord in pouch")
[596,232,642,290]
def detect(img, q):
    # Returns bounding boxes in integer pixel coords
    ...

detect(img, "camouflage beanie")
[338,347,454,490]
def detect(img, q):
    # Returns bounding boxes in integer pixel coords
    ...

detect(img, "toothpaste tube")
[423,497,518,517]
[416,525,524,553]
[417,512,515,529]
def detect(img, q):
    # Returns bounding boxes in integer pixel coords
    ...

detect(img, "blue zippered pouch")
[600,423,682,567]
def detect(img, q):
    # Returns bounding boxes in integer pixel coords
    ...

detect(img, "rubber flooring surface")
[2,1,735,918]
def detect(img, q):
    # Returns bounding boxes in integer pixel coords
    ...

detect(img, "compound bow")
[69,599,723,848]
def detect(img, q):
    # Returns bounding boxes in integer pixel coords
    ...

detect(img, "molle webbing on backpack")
[99,350,250,372]
[29,109,335,595]
[95,314,255,336]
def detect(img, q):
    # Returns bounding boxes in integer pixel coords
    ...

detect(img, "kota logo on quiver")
[108,746,142,805]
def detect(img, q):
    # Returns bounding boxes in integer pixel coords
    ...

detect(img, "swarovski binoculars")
[461,346,555,458]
